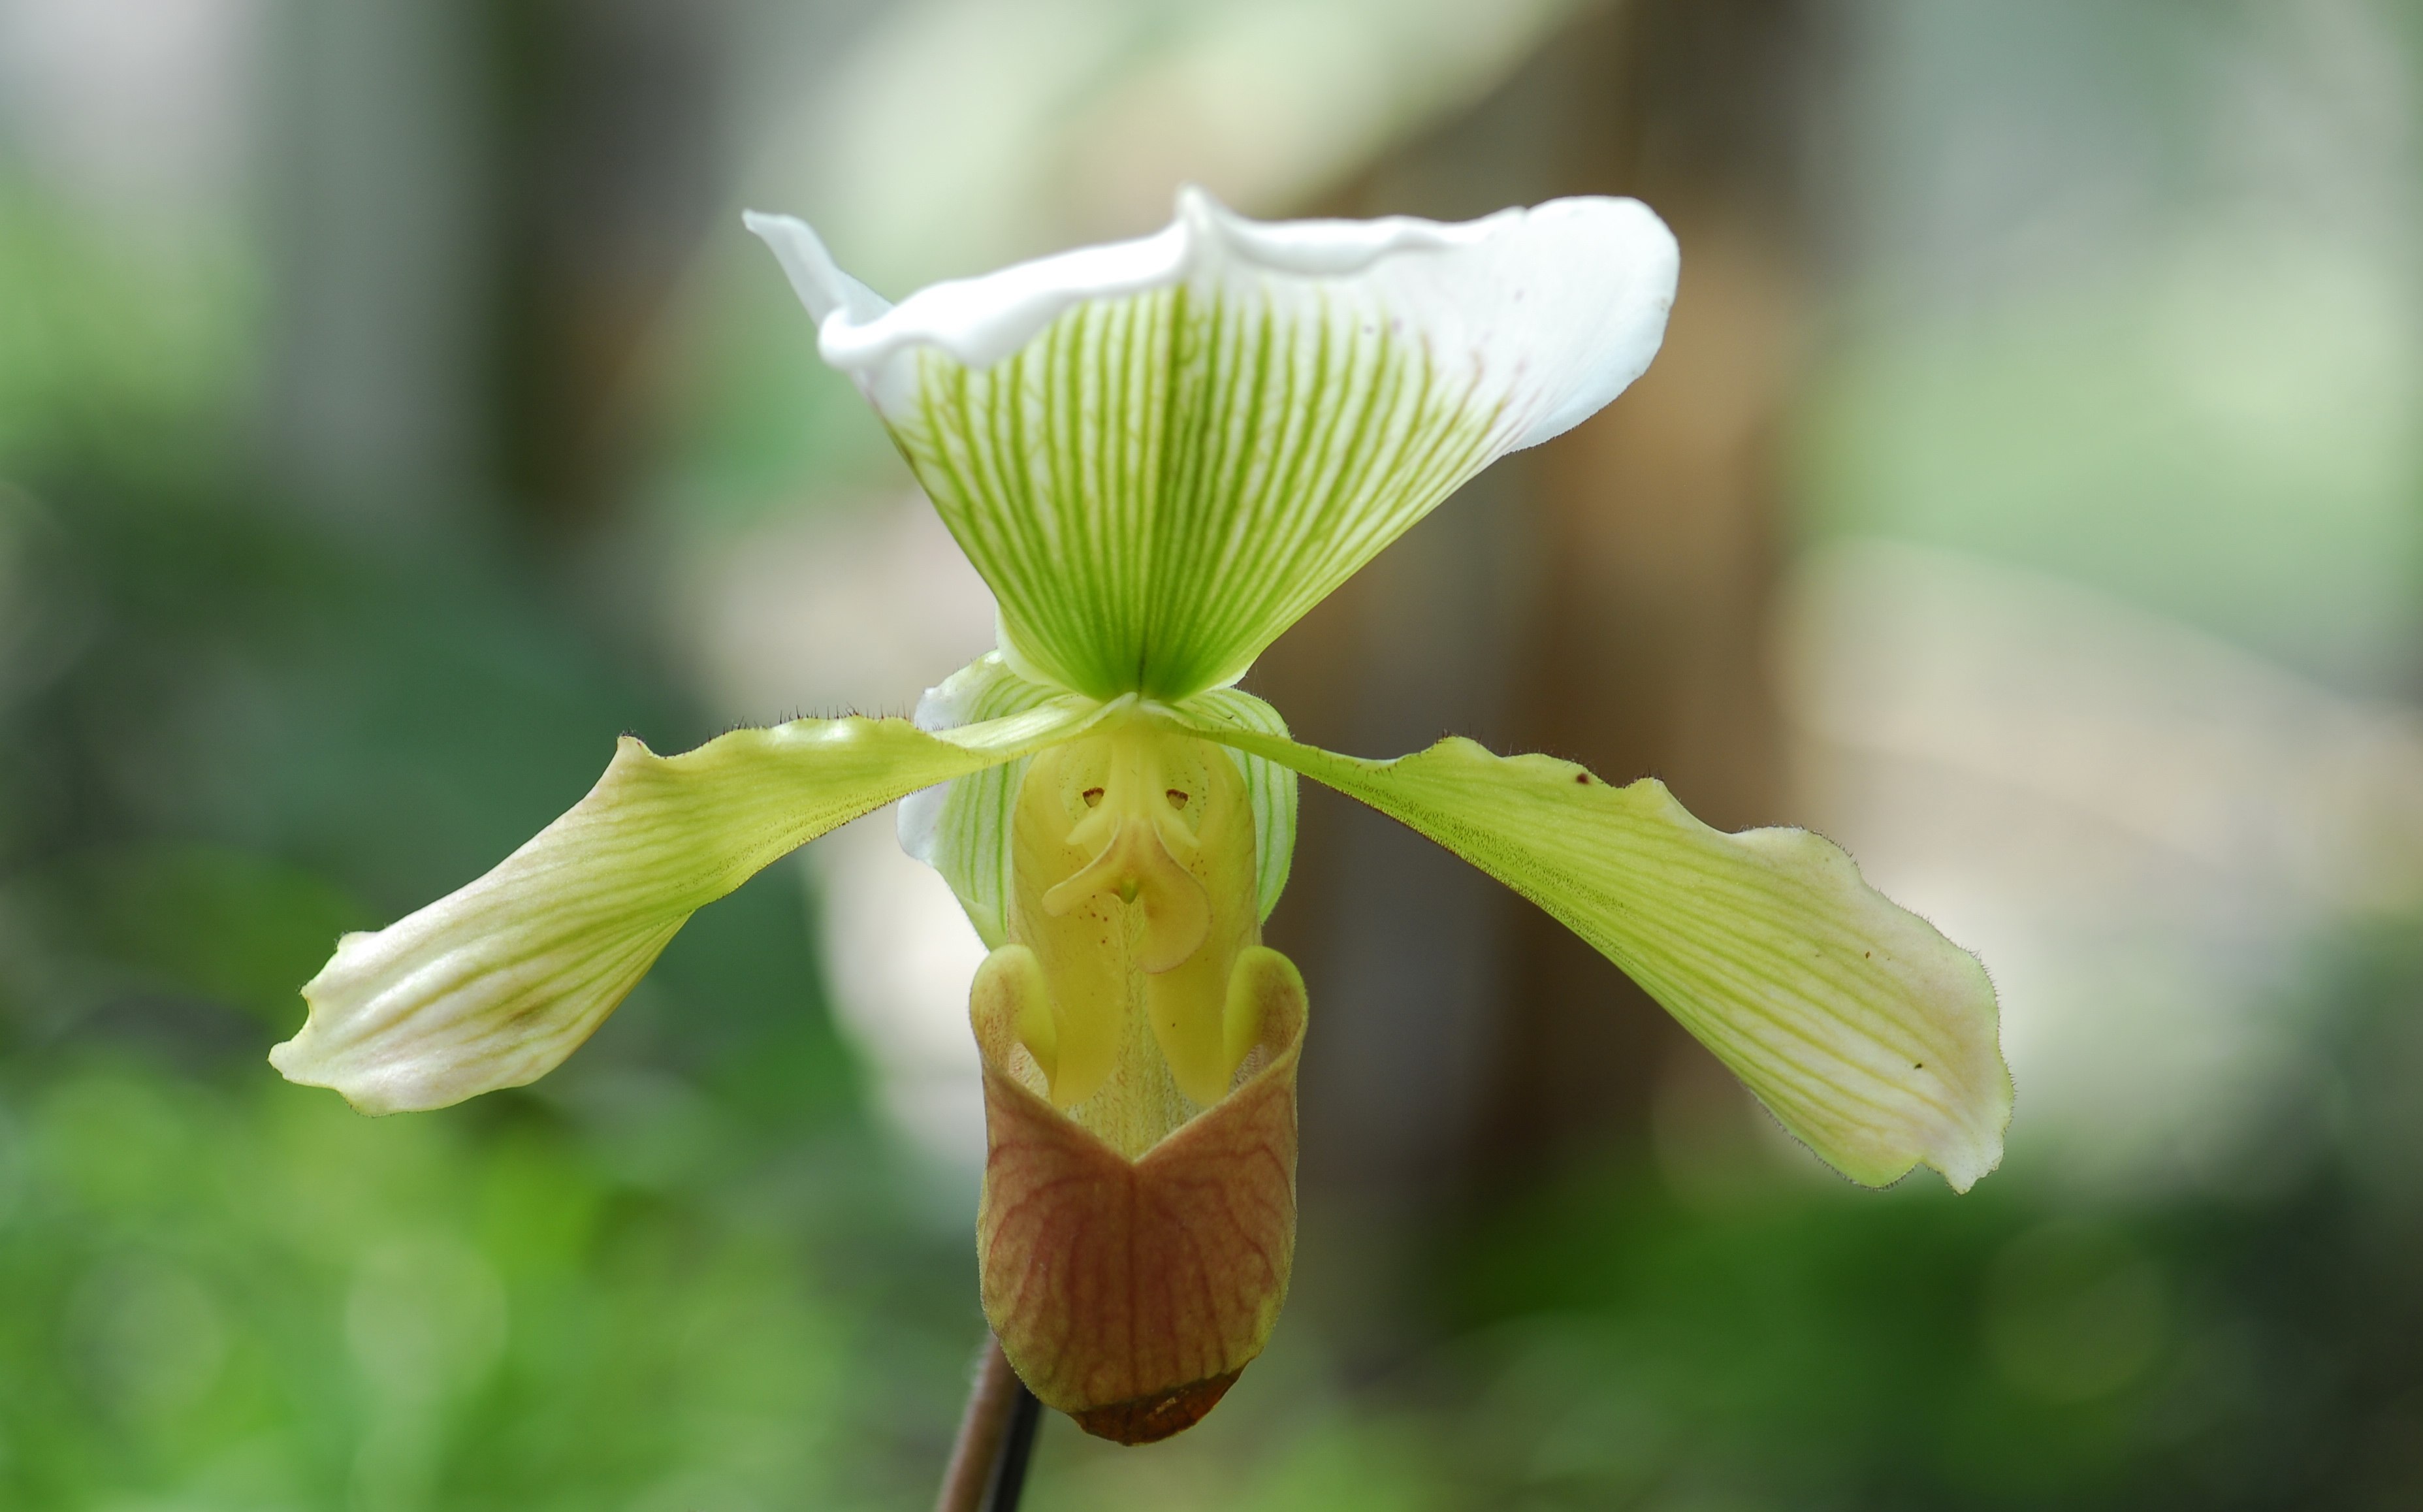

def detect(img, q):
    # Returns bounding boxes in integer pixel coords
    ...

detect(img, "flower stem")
[984,1370,1044,1511]
[934,1334,1042,1512]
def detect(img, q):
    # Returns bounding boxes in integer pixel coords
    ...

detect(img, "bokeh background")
[5,0,2423,1507]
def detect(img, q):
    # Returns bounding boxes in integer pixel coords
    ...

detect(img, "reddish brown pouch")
[971,948,1307,1443]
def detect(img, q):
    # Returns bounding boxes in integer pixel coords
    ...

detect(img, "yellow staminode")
[1008,718,1264,1153]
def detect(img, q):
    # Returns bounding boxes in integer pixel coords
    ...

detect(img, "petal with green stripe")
[747,191,1677,702]
[272,702,1092,1114]
[1186,724,2012,1191]
[899,652,1078,949]
[1176,685,1298,923]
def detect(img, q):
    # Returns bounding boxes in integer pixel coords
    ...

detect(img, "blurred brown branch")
[1264,0,1837,1221]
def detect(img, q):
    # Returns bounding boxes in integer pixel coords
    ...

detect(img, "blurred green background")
[5,1,2422,1507]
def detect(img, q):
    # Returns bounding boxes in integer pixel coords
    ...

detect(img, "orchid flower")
[270,189,2012,1444]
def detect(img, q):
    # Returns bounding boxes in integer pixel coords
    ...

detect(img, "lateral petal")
[1189,726,2012,1192]
[1180,686,1299,924]
[272,703,1091,1114]
[898,652,1083,949]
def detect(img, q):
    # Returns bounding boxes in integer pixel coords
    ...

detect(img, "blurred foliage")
[1412,922,2423,1511]
[0,445,1008,1506]
[0,187,255,468]
[1801,250,2423,694]
[0,171,992,1502]
[664,231,912,532]
[1022,922,2423,1512]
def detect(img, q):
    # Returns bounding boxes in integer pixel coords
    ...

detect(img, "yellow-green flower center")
[1004,716,1265,1158]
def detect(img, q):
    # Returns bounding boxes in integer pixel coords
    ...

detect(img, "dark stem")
[933,1336,1043,1512]
[982,1372,1044,1512]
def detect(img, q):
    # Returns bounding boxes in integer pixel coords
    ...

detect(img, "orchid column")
[271,189,2012,1446]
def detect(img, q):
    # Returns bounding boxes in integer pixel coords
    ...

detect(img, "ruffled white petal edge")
[743,186,1677,451]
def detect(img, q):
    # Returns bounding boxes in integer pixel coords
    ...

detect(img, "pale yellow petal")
[1191,725,2012,1191]
[271,703,1090,1114]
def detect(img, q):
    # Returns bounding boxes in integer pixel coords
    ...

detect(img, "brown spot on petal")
[1072,1369,1243,1445]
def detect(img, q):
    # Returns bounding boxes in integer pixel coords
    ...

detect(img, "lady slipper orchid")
[270,189,2012,1444]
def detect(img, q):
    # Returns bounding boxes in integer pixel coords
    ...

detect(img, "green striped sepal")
[746,189,1677,703]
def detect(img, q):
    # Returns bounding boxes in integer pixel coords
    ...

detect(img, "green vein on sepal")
[1181,721,2014,1192]
[888,284,1501,704]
